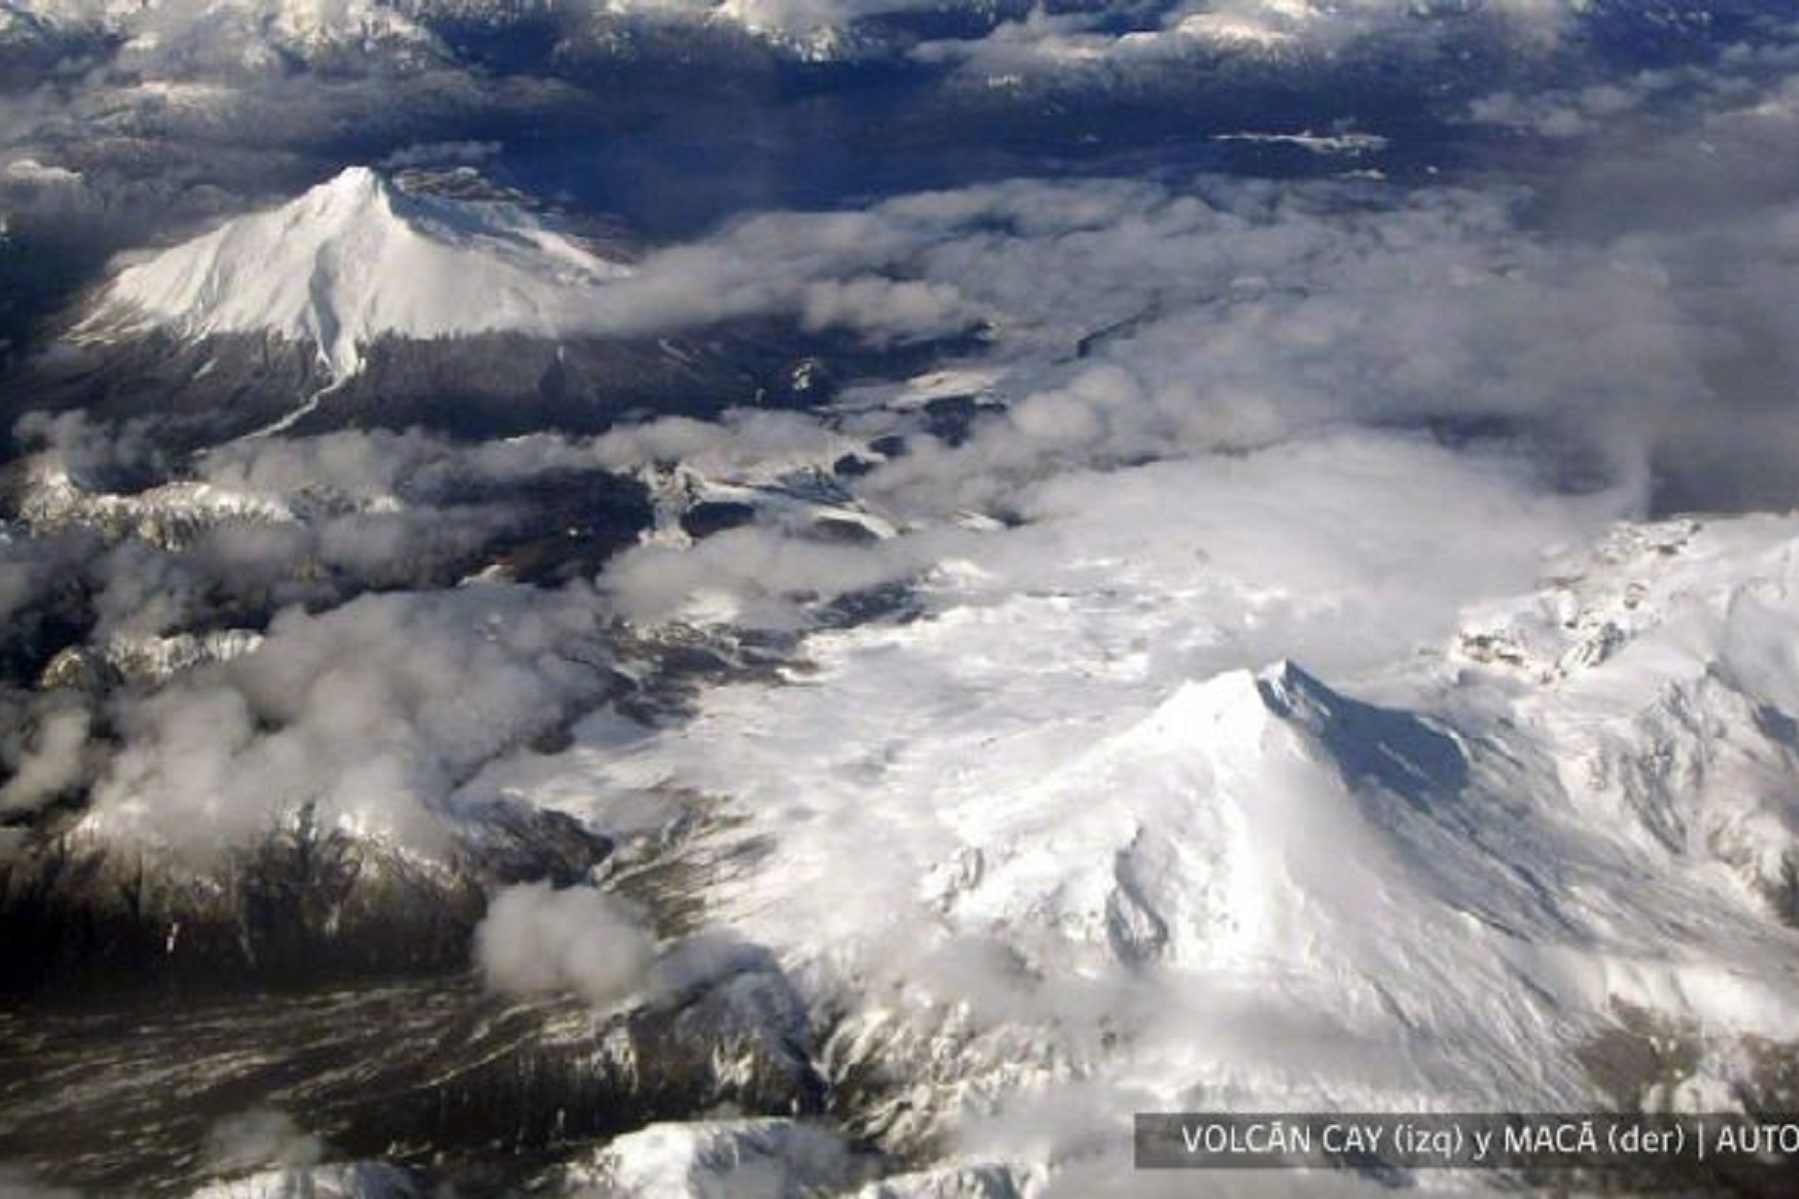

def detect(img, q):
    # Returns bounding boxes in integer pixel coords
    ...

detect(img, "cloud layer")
[68,583,615,853]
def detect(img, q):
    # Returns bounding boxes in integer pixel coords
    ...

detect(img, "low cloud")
[602,523,931,627]
[1,422,634,652]
[588,153,1799,631]
[0,698,90,814]
[848,171,1799,516]
[918,0,1584,81]
[83,585,614,855]
[474,881,657,1009]
[377,139,503,169]
[202,1109,323,1175]
[14,410,164,487]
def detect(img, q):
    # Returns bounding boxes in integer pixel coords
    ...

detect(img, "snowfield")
[483,432,1799,1191]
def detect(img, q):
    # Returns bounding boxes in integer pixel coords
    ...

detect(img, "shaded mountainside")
[5,327,800,452]
[0,798,610,996]
[0,953,830,1195]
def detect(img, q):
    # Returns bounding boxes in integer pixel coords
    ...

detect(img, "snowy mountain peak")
[307,163,389,212]
[1127,668,1280,752]
[1146,660,1336,727]
[81,167,632,377]
[1130,660,1466,804]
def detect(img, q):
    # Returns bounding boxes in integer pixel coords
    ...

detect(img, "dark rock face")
[0,314,995,460]
[0,936,827,1196]
[679,500,757,540]
[5,333,329,454]
[345,954,825,1173]
[631,938,828,1119]
[807,515,880,545]
[463,467,655,586]
[1,327,770,452]
[0,319,949,455]
[310,332,762,440]
[0,800,612,999]
[919,394,1002,448]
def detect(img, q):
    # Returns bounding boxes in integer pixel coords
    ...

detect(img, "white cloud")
[81,585,614,854]
[0,701,91,814]
[602,523,931,627]
[202,1109,323,1175]
[919,0,1586,79]
[474,881,657,1009]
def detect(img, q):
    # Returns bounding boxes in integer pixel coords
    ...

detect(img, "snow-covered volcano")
[81,167,632,378]
[488,437,1799,1182]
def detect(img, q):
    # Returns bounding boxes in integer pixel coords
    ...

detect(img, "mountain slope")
[81,167,631,378]
[520,450,1799,1162]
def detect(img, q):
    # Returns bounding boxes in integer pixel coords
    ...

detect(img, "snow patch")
[556,1119,859,1198]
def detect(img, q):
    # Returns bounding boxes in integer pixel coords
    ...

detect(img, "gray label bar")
[1135,1113,1799,1171]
